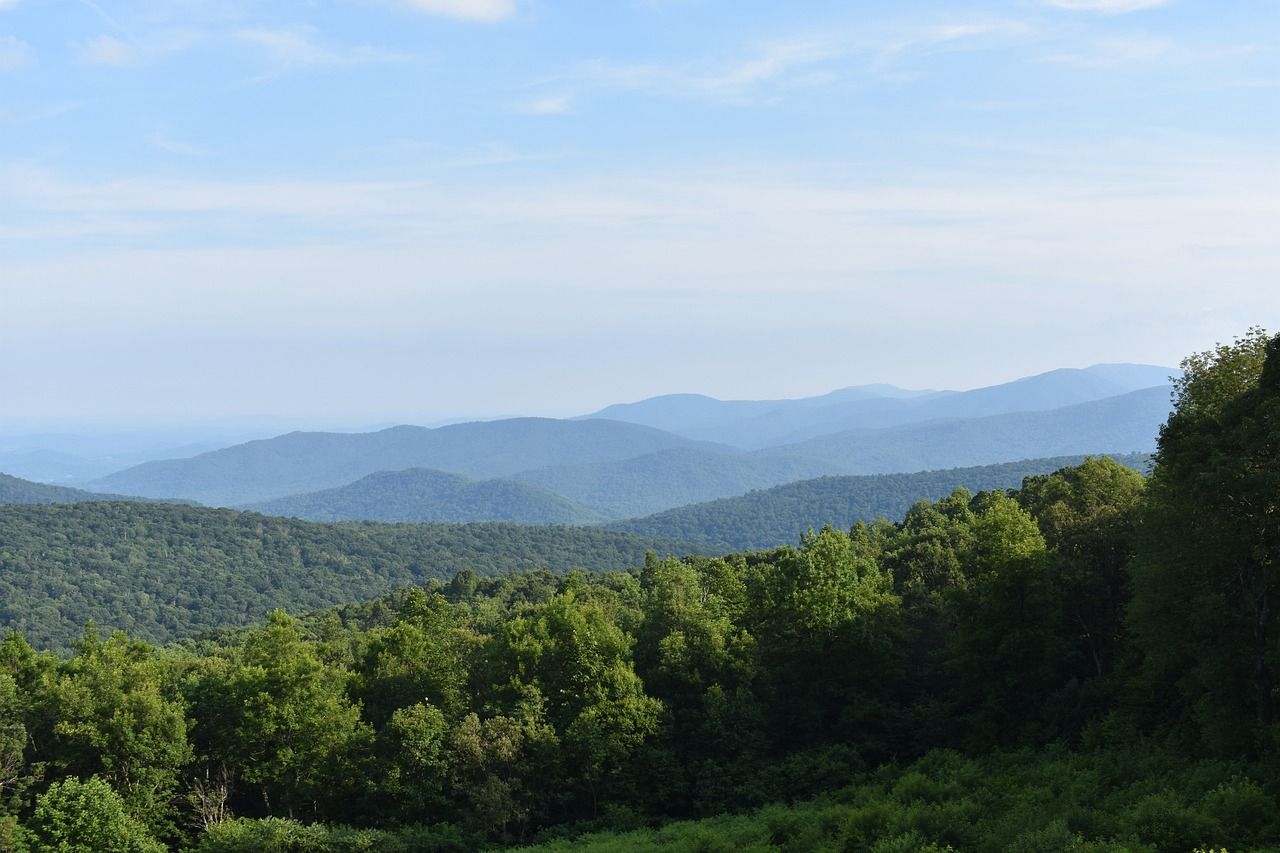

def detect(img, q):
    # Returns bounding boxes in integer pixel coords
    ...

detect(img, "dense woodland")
[608,453,1150,551]
[244,469,608,526]
[0,330,1276,851]
[0,508,692,649]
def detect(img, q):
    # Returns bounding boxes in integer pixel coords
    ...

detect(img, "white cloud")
[1043,0,1172,13]
[518,94,572,115]
[0,0,20,10]
[0,35,32,70]
[3,142,1276,421]
[81,34,136,67]
[401,0,515,22]
[238,26,409,69]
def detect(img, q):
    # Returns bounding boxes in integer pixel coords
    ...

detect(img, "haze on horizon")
[1,0,1277,431]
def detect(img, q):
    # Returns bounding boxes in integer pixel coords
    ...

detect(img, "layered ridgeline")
[86,365,1174,520]
[515,389,1171,518]
[0,472,159,505]
[244,468,608,525]
[0,501,696,649]
[610,452,1151,551]
[0,339,1273,852]
[90,418,724,506]
[587,363,1176,448]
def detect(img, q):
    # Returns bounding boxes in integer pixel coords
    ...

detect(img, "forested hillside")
[510,448,834,519]
[609,452,1150,551]
[0,472,149,505]
[244,468,607,525]
[0,503,695,649]
[0,331,1272,851]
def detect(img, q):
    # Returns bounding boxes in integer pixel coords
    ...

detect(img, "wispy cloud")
[80,35,136,67]
[879,20,1033,59]
[238,26,410,70]
[400,0,516,22]
[538,19,1033,108]
[0,35,32,70]
[1046,35,1173,67]
[518,94,572,115]
[0,0,20,10]
[541,37,845,108]
[145,132,207,157]
[1044,0,1172,13]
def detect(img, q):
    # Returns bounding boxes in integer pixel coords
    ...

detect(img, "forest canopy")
[0,329,1275,851]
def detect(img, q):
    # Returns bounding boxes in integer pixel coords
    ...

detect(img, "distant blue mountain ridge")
[585,363,1177,448]
[72,363,1178,521]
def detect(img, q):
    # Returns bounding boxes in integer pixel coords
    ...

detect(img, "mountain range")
[587,364,1175,448]
[3,363,1177,529]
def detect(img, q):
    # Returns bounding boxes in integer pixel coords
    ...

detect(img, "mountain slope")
[245,468,607,524]
[587,364,1176,449]
[91,418,722,506]
[0,472,150,505]
[509,388,1170,518]
[609,453,1150,551]
[0,502,700,649]
[760,386,1171,473]
[512,447,836,519]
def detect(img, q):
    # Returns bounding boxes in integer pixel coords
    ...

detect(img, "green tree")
[24,777,165,853]
[375,701,450,821]
[1128,329,1280,750]
[447,686,559,843]
[490,592,661,819]
[1017,457,1146,679]
[48,630,191,835]
[187,611,370,820]
[353,589,476,726]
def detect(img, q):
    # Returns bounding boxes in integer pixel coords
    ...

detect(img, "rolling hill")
[0,472,152,505]
[609,453,1151,551]
[511,447,835,519]
[0,501,699,649]
[90,418,723,506]
[245,467,607,524]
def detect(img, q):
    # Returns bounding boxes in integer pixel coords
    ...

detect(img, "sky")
[1,0,1277,429]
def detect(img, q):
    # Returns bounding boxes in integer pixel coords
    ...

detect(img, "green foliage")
[24,777,165,853]
[512,746,1269,852]
[1128,328,1280,751]
[0,502,695,649]
[191,816,470,852]
[246,468,607,525]
[0,474,150,507]
[187,611,370,819]
[3,330,1280,851]
[46,631,192,834]
[612,454,1149,552]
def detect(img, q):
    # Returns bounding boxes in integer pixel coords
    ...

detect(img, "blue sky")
[1,0,1277,428]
